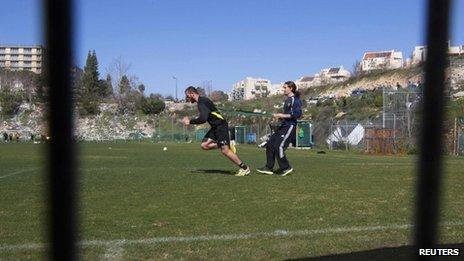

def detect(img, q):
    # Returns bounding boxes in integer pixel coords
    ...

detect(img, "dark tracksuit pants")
[265,124,296,170]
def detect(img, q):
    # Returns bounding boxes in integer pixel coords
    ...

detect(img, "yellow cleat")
[229,141,237,154]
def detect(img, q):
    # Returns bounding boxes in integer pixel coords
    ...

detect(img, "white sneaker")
[276,168,293,176]
[235,167,250,176]
[257,166,274,175]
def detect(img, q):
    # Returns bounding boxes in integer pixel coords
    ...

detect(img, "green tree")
[140,96,165,115]
[98,73,113,98]
[117,75,136,114]
[118,75,131,95]
[106,74,113,92]
[78,50,101,115]
[149,93,163,100]
[0,85,22,117]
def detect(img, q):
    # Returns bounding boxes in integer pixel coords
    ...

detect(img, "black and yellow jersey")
[189,96,226,127]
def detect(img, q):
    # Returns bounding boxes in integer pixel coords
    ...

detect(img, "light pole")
[172,76,178,102]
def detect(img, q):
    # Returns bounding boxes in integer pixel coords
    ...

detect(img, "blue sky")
[1,0,463,96]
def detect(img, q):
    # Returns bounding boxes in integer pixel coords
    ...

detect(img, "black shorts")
[203,123,230,147]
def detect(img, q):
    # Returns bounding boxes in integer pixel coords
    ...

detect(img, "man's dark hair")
[185,86,199,94]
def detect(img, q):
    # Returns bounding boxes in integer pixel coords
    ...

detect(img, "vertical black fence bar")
[415,0,451,254]
[44,0,77,260]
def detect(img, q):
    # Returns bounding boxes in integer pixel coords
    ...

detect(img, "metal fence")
[42,0,451,259]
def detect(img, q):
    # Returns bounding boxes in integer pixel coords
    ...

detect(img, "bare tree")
[129,75,140,92]
[106,56,132,95]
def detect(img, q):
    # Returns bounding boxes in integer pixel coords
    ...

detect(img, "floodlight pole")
[172,76,178,102]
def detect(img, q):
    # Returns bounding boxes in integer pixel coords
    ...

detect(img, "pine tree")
[105,74,113,96]
[119,75,131,95]
[117,75,134,114]
[78,50,101,115]
[81,51,99,91]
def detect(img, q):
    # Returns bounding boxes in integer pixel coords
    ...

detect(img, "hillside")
[1,60,464,142]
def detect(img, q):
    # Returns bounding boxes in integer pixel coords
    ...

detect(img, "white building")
[361,50,403,72]
[449,44,464,56]
[295,76,316,89]
[0,45,43,74]
[412,46,427,65]
[319,66,351,82]
[295,66,350,89]
[270,83,284,96]
[411,43,463,66]
[230,77,272,100]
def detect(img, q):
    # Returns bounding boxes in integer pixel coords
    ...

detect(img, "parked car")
[351,88,366,97]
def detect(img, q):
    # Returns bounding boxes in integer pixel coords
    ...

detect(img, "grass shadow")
[190,169,235,175]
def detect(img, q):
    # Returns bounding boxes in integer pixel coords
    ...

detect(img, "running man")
[257,81,302,176]
[181,86,251,176]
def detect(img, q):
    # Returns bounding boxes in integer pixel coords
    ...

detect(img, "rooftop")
[363,51,393,59]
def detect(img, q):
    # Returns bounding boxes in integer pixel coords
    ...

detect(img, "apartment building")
[412,46,427,65]
[0,45,43,74]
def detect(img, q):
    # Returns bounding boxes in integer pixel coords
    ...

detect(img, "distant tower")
[202,80,213,95]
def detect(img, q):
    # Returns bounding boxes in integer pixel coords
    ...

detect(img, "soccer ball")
[163,147,167,151]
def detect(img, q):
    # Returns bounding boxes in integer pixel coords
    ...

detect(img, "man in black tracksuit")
[181,86,250,176]
[257,81,302,176]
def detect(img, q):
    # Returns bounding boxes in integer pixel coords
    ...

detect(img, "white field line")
[1,221,463,253]
[0,168,37,180]
[102,240,125,261]
[0,167,125,180]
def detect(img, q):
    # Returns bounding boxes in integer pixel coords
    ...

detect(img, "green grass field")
[0,142,463,260]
